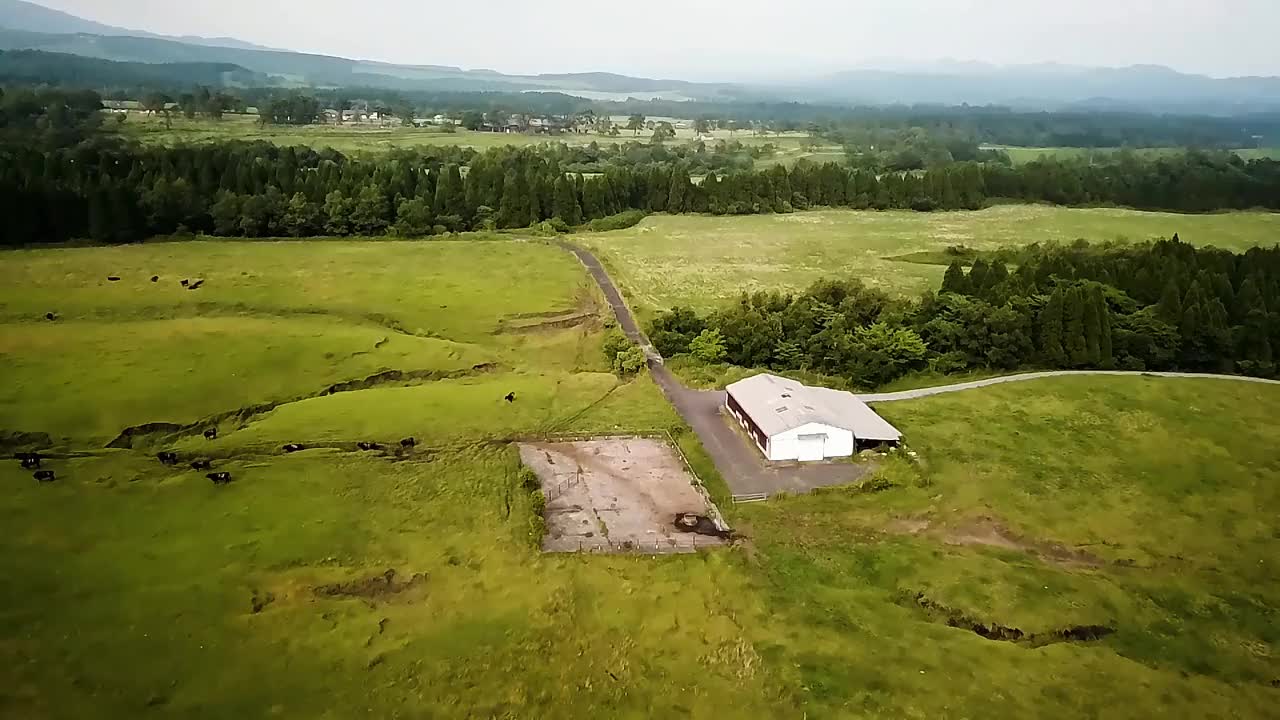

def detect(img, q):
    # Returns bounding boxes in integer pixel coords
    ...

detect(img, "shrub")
[587,209,646,232]
[688,329,727,363]
[614,346,646,376]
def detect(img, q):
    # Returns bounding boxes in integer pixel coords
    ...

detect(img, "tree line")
[3,134,1280,245]
[649,236,1280,389]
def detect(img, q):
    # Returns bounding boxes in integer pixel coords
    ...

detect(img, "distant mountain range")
[2,0,1280,114]
[0,0,275,51]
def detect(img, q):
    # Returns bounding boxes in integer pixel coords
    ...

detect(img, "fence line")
[731,493,768,504]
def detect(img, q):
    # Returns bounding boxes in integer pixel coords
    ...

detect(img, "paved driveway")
[562,242,867,497]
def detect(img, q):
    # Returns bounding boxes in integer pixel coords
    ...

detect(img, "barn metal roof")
[726,373,903,441]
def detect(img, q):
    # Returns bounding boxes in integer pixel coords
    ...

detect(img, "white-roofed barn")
[724,373,902,462]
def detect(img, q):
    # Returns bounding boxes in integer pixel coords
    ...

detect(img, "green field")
[585,206,1280,311]
[112,113,813,158]
[992,145,1280,166]
[2,238,1278,718]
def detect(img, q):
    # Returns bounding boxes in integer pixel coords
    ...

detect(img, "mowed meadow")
[585,205,1280,312]
[1,235,1278,718]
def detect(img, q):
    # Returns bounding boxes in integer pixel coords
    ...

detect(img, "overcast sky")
[38,0,1280,80]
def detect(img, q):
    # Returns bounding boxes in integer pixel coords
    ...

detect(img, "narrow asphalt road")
[859,370,1280,403]
[560,241,868,497]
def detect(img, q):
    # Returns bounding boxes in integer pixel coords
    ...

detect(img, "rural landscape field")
[3,0,1280,716]
[3,235,1278,719]
[587,206,1280,311]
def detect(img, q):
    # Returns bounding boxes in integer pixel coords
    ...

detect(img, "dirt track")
[858,370,1280,403]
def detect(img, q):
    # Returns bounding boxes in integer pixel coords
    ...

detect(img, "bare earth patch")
[518,438,729,553]
[887,515,1104,567]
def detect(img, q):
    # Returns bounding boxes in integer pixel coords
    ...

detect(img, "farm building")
[725,374,902,462]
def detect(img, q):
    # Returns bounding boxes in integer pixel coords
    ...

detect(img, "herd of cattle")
[16,435,419,486]
[44,276,206,322]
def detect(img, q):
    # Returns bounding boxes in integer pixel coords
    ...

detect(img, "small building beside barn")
[725,373,902,462]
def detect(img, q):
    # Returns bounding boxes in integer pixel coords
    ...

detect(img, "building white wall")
[767,422,855,462]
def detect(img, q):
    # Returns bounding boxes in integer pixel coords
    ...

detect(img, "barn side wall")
[726,391,768,457]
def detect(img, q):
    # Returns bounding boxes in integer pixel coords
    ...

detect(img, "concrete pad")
[518,437,727,553]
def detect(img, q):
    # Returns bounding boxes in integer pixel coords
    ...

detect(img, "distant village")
[100,98,708,136]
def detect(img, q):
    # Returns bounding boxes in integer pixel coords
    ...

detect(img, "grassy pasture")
[0,239,593,444]
[2,238,1278,718]
[585,206,1280,311]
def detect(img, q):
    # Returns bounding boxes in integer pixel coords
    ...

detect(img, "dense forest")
[649,237,1280,386]
[3,136,1279,245]
[2,87,1279,246]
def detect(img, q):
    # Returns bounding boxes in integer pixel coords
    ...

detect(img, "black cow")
[17,452,42,469]
[283,443,304,453]
[33,470,55,482]
[203,428,217,440]
[180,279,189,287]
[44,312,56,321]
[107,276,120,282]
[188,280,204,291]
[207,472,233,484]
[356,442,382,451]
[150,275,159,282]
[505,392,516,403]
[400,437,416,448]
[156,451,179,466]
[190,459,212,470]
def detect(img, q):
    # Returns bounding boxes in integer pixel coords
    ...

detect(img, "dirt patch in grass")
[498,311,597,334]
[885,514,1105,567]
[313,569,427,600]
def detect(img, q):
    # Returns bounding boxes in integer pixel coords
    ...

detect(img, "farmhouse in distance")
[725,374,903,462]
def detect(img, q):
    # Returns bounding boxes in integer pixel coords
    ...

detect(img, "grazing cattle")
[190,459,212,471]
[505,392,516,403]
[207,471,233,485]
[44,312,56,321]
[400,437,416,448]
[107,276,120,282]
[356,442,382,451]
[180,279,189,287]
[188,280,205,291]
[156,451,179,466]
[203,428,218,440]
[283,443,304,453]
[150,275,159,282]
[33,470,55,482]
[17,452,42,469]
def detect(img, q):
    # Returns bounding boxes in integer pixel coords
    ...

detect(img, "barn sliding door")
[797,433,826,462]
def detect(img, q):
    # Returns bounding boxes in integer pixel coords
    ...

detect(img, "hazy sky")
[38,0,1280,80]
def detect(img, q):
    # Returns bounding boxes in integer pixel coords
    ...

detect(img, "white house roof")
[726,373,902,441]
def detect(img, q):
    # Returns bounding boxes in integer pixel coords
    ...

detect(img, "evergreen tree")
[1064,286,1088,367]
[1093,285,1114,368]
[433,164,465,218]
[967,258,990,295]
[1156,279,1183,324]
[941,261,970,295]
[1082,285,1102,365]
[551,176,582,225]
[497,171,531,228]
[1039,288,1067,367]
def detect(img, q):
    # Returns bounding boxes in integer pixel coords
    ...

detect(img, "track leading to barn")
[559,241,868,497]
